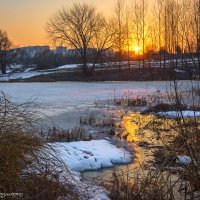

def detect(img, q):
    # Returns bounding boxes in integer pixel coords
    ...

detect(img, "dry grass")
[46,126,91,142]
[80,112,115,127]
[109,170,178,200]
[0,93,79,199]
[114,95,147,107]
[107,81,200,200]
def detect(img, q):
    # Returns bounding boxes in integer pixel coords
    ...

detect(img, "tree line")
[1,0,200,74]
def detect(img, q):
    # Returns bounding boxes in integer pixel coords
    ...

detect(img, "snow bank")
[158,111,200,118]
[44,139,132,200]
[0,71,52,81]
[49,139,132,173]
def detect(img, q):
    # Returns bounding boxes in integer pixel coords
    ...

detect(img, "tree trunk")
[82,47,88,73]
[1,65,6,74]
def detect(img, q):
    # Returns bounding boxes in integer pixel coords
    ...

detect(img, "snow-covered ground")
[0,58,194,82]
[0,71,53,81]
[0,63,97,81]
[49,139,132,175]
[0,62,118,81]
[39,139,132,200]
[0,63,79,81]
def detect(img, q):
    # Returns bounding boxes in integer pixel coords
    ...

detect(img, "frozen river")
[0,81,196,129]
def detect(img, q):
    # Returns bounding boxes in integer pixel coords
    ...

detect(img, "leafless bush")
[0,91,43,135]
[0,93,81,199]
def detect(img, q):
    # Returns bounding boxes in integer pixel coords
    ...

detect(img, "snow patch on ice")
[48,139,132,173]
[43,139,132,200]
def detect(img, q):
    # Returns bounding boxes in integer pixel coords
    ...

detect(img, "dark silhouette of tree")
[46,3,114,74]
[0,30,14,74]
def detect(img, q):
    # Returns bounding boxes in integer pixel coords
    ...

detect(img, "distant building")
[17,46,50,59]
[55,46,68,56]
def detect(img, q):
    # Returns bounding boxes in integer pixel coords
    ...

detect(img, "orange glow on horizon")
[0,0,119,47]
[0,0,155,47]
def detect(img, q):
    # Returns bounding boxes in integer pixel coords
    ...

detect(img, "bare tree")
[46,3,112,74]
[124,6,134,69]
[132,0,144,68]
[0,30,13,74]
[90,17,115,73]
[112,0,127,70]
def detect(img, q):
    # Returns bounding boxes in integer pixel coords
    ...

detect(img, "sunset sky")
[0,0,120,47]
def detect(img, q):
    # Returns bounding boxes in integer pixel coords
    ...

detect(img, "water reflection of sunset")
[121,112,156,142]
[121,112,156,166]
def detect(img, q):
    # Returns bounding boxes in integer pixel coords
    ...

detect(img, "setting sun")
[133,45,140,53]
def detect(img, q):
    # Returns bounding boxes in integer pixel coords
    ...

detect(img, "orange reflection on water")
[121,112,156,142]
[122,114,139,142]
[121,112,157,166]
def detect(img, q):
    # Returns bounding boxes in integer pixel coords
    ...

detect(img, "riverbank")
[1,67,191,82]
